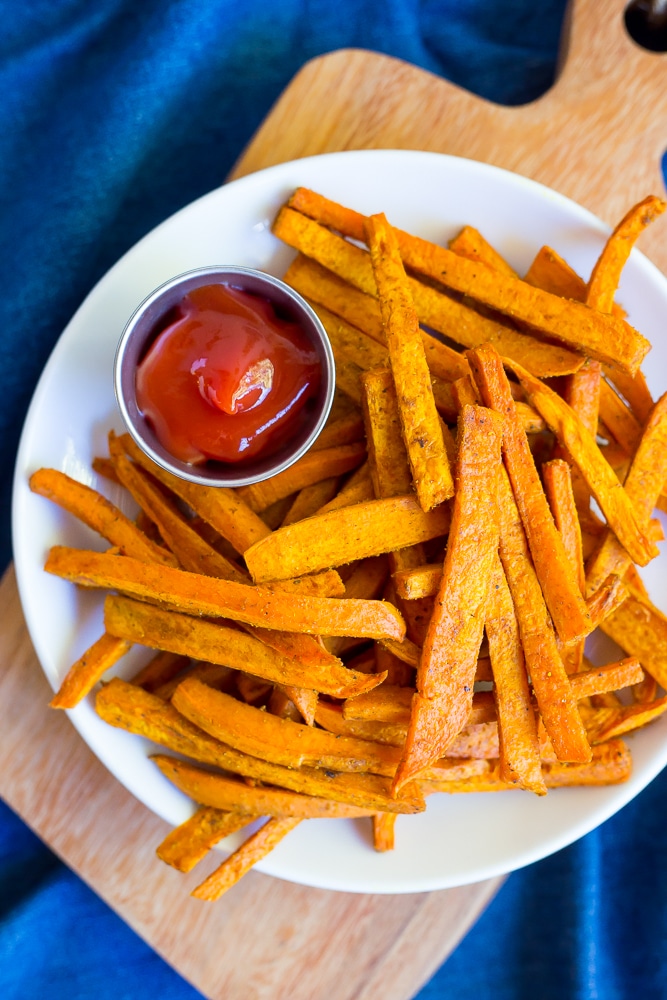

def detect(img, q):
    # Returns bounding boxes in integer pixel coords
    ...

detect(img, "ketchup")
[136,283,322,465]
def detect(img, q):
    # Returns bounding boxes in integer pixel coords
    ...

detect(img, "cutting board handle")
[233,0,667,272]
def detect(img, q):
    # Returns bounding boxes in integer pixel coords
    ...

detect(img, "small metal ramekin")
[113,266,335,488]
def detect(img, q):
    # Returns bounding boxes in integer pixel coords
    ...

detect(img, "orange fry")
[586,391,667,593]
[45,546,405,641]
[496,467,591,763]
[485,556,545,794]
[365,211,453,510]
[393,405,504,792]
[279,192,649,374]
[50,631,132,709]
[29,467,176,567]
[192,818,302,901]
[152,754,376,818]
[119,432,270,553]
[244,494,451,583]
[156,807,257,873]
[236,442,367,512]
[509,361,658,567]
[103,594,387,699]
[467,343,592,644]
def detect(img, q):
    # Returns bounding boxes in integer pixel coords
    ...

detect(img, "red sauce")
[136,283,322,465]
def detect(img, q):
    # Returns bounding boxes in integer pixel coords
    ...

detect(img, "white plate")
[12,149,667,894]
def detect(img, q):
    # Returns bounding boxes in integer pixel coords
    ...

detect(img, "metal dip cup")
[114,265,335,488]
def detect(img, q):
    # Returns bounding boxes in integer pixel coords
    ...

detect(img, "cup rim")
[113,265,336,488]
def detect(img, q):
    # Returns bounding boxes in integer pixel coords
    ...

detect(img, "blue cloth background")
[2,2,667,997]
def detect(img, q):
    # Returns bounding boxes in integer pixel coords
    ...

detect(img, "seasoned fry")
[393,405,504,792]
[365,212,453,510]
[449,225,518,276]
[495,467,591,763]
[29,467,176,567]
[152,755,376,818]
[569,658,644,700]
[156,807,257,872]
[586,391,667,593]
[423,741,631,793]
[280,476,342,526]
[485,556,545,794]
[360,367,412,499]
[587,195,666,313]
[372,813,396,852]
[192,818,302,901]
[45,546,406,641]
[50,631,132,709]
[103,594,386,698]
[244,495,451,583]
[509,360,658,567]
[468,344,592,644]
[236,442,366,512]
[130,649,191,693]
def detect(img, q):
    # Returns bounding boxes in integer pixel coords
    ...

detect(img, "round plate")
[12,149,667,894]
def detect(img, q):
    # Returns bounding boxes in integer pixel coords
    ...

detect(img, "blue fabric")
[2,2,666,997]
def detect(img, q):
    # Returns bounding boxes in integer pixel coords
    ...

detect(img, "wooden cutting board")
[1,1,665,997]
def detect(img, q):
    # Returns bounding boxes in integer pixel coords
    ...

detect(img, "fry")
[45,546,406,641]
[467,343,592,644]
[96,679,425,814]
[524,245,654,422]
[172,678,403,776]
[236,442,366,512]
[372,814,396,852]
[243,495,451,583]
[273,205,583,379]
[393,405,504,792]
[29,467,176,567]
[360,367,412,499]
[365,212,453,510]
[50,631,132,709]
[152,755,376,818]
[587,195,666,313]
[156,807,257,872]
[495,467,591,763]
[130,649,190,692]
[280,476,342,526]
[393,563,443,601]
[485,556,545,794]
[586,391,667,593]
[599,590,667,690]
[449,225,518,276]
[509,361,658,567]
[422,740,632,793]
[192,818,302,901]
[569,658,644,700]
[103,594,386,698]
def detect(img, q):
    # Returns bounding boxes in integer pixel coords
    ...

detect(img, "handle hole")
[625,0,667,51]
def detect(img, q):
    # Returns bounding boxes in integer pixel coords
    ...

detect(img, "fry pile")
[31,188,667,900]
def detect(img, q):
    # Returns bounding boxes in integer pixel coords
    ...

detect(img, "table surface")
[3,3,666,996]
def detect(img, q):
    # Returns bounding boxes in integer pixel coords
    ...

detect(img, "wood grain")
[2,0,665,995]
